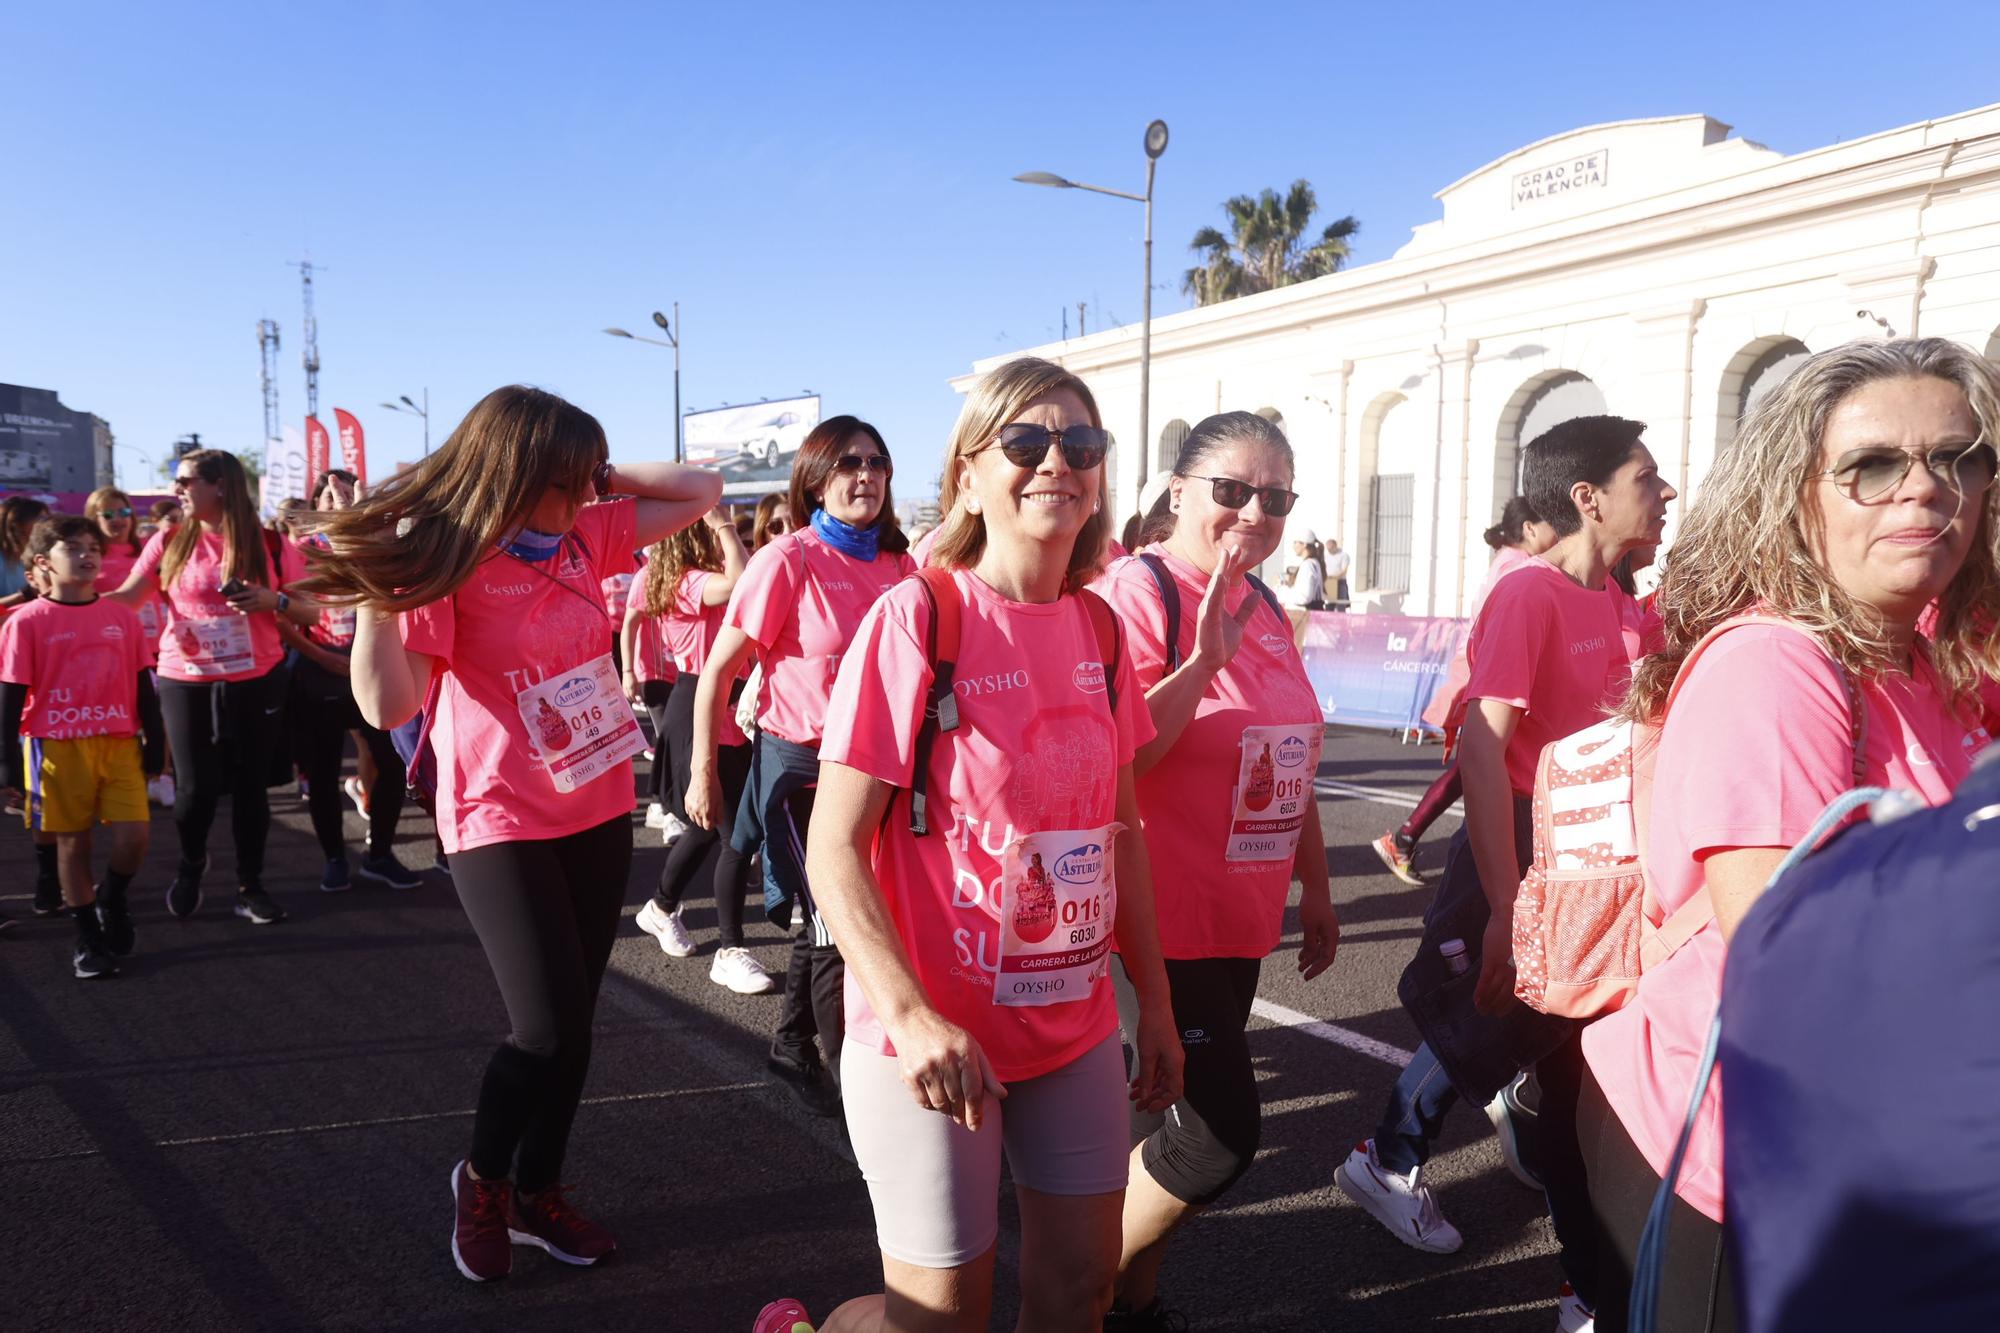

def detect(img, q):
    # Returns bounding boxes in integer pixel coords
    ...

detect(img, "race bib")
[137,600,160,640]
[318,605,357,648]
[171,615,256,678]
[1226,724,1324,863]
[995,823,1122,1008]
[513,652,647,793]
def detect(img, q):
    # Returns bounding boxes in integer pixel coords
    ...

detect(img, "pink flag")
[305,415,331,494]
[332,408,368,487]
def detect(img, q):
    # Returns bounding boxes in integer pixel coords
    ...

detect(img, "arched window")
[1496,370,1609,500]
[1737,339,1810,421]
[1157,418,1191,474]
[1367,396,1427,594]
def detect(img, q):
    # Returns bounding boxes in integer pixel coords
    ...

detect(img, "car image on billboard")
[683,395,820,477]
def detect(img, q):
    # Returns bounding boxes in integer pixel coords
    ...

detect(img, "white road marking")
[1251,997,1414,1068]
[2,1082,767,1164]
[1314,777,1462,817]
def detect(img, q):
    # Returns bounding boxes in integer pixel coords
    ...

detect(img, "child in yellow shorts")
[0,515,163,978]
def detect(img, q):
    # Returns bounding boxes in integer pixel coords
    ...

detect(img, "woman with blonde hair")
[755,358,1181,1333]
[302,385,720,1283]
[1540,338,2000,1332]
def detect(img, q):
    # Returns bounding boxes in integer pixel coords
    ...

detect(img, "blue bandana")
[499,526,564,562]
[810,508,880,562]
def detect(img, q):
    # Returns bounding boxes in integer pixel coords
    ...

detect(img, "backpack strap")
[1078,588,1122,716]
[907,566,963,836]
[1137,553,1183,672]
[1244,572,1286,627]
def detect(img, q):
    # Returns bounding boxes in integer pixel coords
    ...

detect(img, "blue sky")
[5,1,1998,497]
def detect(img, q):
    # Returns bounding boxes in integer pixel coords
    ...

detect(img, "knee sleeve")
[1142,1085,1262,1206]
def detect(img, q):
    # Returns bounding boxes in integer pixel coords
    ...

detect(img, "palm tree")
[1183,180,1360,306]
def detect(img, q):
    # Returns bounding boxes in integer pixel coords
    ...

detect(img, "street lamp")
[604,303,682,463]
[380,390,430,456]
[1015,118,1169,496]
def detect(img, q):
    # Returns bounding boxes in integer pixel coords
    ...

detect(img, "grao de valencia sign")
[1512,150,1609,207]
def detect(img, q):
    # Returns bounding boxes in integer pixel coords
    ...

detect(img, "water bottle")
[1440,938,1470,976]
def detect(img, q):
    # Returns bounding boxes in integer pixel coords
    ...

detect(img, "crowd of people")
[3,335,1997,1332]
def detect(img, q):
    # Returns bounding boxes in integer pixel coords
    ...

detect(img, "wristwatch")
[592,460,616,495]
[276,593,291,614]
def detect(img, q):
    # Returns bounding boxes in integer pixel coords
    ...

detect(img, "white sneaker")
[344,776,370,818]
[1334,1139,1464,1254]
[710,946,778,994]
[644,802,669,830]
[147,774,176,806]
[636,899,696,957]
[1485,1073,1543,1189]
[662,813,688,847]
[1554,1283,1594,1332]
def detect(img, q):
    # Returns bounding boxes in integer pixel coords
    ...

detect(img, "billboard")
[683,394,820,478]
[0,383,110,493]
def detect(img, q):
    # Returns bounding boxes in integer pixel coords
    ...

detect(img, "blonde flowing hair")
[929,357,1110,592]
[1624,337,2000,723]
[298,385,607,611]
[160,450,270,591]
[85,486,143,557]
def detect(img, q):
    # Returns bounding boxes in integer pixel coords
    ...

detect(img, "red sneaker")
[506,1183,617,1265]
[449,1160,512,1282]
[752,1298,816,1333]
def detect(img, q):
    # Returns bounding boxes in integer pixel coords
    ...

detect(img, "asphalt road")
[1,727,1567,1332]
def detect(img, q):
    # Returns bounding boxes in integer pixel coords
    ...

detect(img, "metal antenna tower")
[257,319,282,444]
[289,258,323,416]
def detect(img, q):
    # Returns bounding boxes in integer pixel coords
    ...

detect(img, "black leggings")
[652,739,753,946]
[1540,1054,1739,1332]
[453,814,632,1194]
[1115,954,1264,1206]
[642,678,676,804]
[157,665,289,882]
[293,659,406,861]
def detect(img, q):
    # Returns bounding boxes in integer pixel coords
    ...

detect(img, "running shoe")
[1104,1298,1191,1330]
[320,857,353,893]
[234,885,287,925]
[1334,1139,1463,1254]
[752,1298,815,1333]
[166,855,208,919]
[662,812,687,847]
[710,946,778,994]
[636,900,696,957]
[1371,831,1425,887]
[449,1160,512,1282]
[146,773,176,807]
[505,1184,617,1266]
[766,1054,842,1119]
[1554,1282,1595,1332]
[95,883,136,957]
[73,936,120,979]
[644,801,669,829]
[34,868,63,916]
[1485,1073,1543,1189]
[357,852,423,891]
[343,776,370,817]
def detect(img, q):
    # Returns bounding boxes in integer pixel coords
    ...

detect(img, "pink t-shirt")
[1095,547,1324,959]
[819,569,1154,1082]
[96,545,163,643]
[401,499,640,854]
[0,596,151,738]
[620,575,677,686]
[724,528,913,747]
[1583,624,1989,1221]
[601,569,636,620]
[1463,558,1637,795]
[134,528,305,683]
[665,568,745,747]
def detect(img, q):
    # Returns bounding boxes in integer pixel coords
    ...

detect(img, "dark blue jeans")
[1376,795,1573,1172]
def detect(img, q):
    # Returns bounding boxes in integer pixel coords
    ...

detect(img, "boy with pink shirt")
[1337,415,1675,1264]
[0,516,164,978]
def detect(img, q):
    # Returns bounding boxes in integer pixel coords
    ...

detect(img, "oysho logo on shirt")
[955,669,1029,699]
[483,581,535,597]
[819,580,855,593]
[1568,636,1607,656]
[1072,660,1106,694]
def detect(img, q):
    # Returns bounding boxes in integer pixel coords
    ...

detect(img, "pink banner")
[305,415,331,495]
[332,408,367,487]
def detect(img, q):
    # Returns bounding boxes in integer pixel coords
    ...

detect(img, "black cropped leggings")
[652,737,753,947]
[157,665,288,882]
[293,660,406,861]
[453,814,632,1193]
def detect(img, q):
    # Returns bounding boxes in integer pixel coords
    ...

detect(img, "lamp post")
[1015,119,1169,499]
[380,390,430,456]
[604,304,682,463]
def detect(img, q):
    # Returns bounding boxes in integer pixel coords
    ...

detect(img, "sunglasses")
[987,423,1111,471]
[766,517,788,533]
[1816,440,1998,503]
[1184,474,1299,517]
[832,454,892,475]
[100,507,134,519]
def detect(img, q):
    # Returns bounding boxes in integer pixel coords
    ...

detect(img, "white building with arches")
[954,103,2000,615]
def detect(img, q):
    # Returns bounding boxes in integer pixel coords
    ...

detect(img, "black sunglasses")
[1184,474,1298,517]
[833,454,892,474]
[988,423,1111,471]
[766,517,788,533]
[1816,440,1998,503]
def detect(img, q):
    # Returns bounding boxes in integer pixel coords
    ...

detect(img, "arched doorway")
[1715,336,1812,463]
[1362,393,1425,596]
[1494,370,1609,510]
[1157,418,1190,475]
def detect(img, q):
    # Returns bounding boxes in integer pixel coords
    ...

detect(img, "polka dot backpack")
[1511,614,1864,1019]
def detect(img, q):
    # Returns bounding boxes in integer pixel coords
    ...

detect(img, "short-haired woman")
[305,385,720,1282]
[754,357,1181,1333]
[1545,338,2000,1331]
